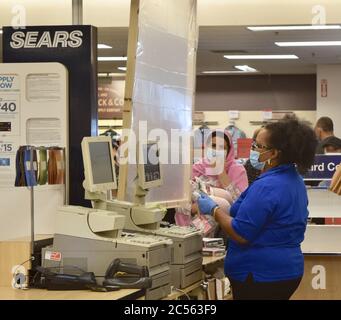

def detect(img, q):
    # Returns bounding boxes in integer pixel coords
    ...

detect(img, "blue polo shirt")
[225,164,308,282]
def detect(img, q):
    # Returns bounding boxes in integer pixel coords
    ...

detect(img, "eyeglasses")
[251,140,271,151]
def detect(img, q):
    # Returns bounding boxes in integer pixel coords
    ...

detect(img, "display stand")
[23,146,66,257]
[0,63,68,241]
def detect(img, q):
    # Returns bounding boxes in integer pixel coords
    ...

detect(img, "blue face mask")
[249,150,268,170]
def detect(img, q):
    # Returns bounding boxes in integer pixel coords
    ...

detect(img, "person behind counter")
[197,117,318,300]
[314,117,337,154]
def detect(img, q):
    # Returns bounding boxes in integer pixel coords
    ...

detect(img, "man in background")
[315,117,337,154]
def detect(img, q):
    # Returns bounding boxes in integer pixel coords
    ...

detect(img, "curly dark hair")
[264,118,318,174]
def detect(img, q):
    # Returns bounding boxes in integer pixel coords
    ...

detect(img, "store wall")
[316,65,341,138]
[2,0,338,28]
[1,0,340,30]
[195,74,317,111]
[0,0,72,27]
[98,76,317,137]
[195,110,317,138]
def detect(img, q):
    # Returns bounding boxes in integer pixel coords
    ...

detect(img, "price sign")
[0,101,17,113]
[0,96,20,135]
[0,143,14,153]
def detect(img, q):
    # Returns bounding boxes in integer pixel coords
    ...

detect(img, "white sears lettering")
[10,30,83,49]
[10,31,25,49]
[36,31,52,48]
[24,31,39,48]
[69,30,83,48]
[53,31,69,48]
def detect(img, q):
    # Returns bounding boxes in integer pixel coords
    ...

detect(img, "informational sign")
[193,111,205,123]
[228,110,239,120]
[0,74,20,186]
[26,73,61,102]
[98,80,124,119]
[321,79,328,98]
[237,138,253,159]
[0,74,20,136]
[0,139,16,187]
[26,118,61,145]
[304,154,341,180]
[262,109,273,120]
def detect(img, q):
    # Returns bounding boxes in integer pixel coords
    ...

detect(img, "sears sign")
[10,30,83,49]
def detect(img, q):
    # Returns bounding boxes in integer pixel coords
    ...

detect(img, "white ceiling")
[1,25,341,75]
[97,26,341,75]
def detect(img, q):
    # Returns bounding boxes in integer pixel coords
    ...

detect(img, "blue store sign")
[304,154,341,180]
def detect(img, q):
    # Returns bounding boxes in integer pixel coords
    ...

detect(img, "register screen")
[89,141,114,184]
[143,143,161,182]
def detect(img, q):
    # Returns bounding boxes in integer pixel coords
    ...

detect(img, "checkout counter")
[292,187,341,299]
[81,137,203,290]
[39,136,203,300]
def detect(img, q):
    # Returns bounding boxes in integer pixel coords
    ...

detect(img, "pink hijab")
[192,130,248,192]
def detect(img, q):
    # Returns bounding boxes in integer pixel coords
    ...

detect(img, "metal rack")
[24,146,66,257]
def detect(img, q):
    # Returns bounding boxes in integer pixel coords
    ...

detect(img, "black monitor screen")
[143,143,161,182]
[89,141,115,184]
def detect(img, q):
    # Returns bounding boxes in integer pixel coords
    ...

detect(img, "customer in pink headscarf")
[192,129,248,208]
[175,130,248,235]
[189,130,248,238]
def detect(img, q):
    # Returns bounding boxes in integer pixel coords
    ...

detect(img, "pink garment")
[192,130,248,192]
[210,195,230,214]
[210,187,233,204]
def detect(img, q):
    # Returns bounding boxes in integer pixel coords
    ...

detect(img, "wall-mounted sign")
[228,110,240,120]
[304,154,341,180]
[321,79,328,98]
[98,80,124,119]
[262,109,273,120]
[237,138,253,159]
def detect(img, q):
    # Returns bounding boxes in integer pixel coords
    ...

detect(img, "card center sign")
[304,154,341,180]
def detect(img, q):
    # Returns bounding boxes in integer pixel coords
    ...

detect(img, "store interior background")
[0,0,341,300]
[1,0,341,138]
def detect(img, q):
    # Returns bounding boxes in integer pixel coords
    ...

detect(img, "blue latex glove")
[197,193,218,215]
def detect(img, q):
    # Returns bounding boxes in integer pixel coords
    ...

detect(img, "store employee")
[197,117,318,300]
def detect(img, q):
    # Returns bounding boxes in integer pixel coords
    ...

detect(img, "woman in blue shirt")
[198,117,318,300]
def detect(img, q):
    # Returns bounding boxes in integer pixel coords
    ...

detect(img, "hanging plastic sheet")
[124,0,198,205]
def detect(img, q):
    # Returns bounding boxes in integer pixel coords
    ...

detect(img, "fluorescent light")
[202,71,255,74]
[224,54,299,60]
[98,56,127,61]
[0,30,3,34]
[97,43,112,49]
[248,25,341,31]
[275,41,341,47]
[109,73,126,77]
[98,72,126,77]
[234,65,258,72]
[118,67,127,71]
